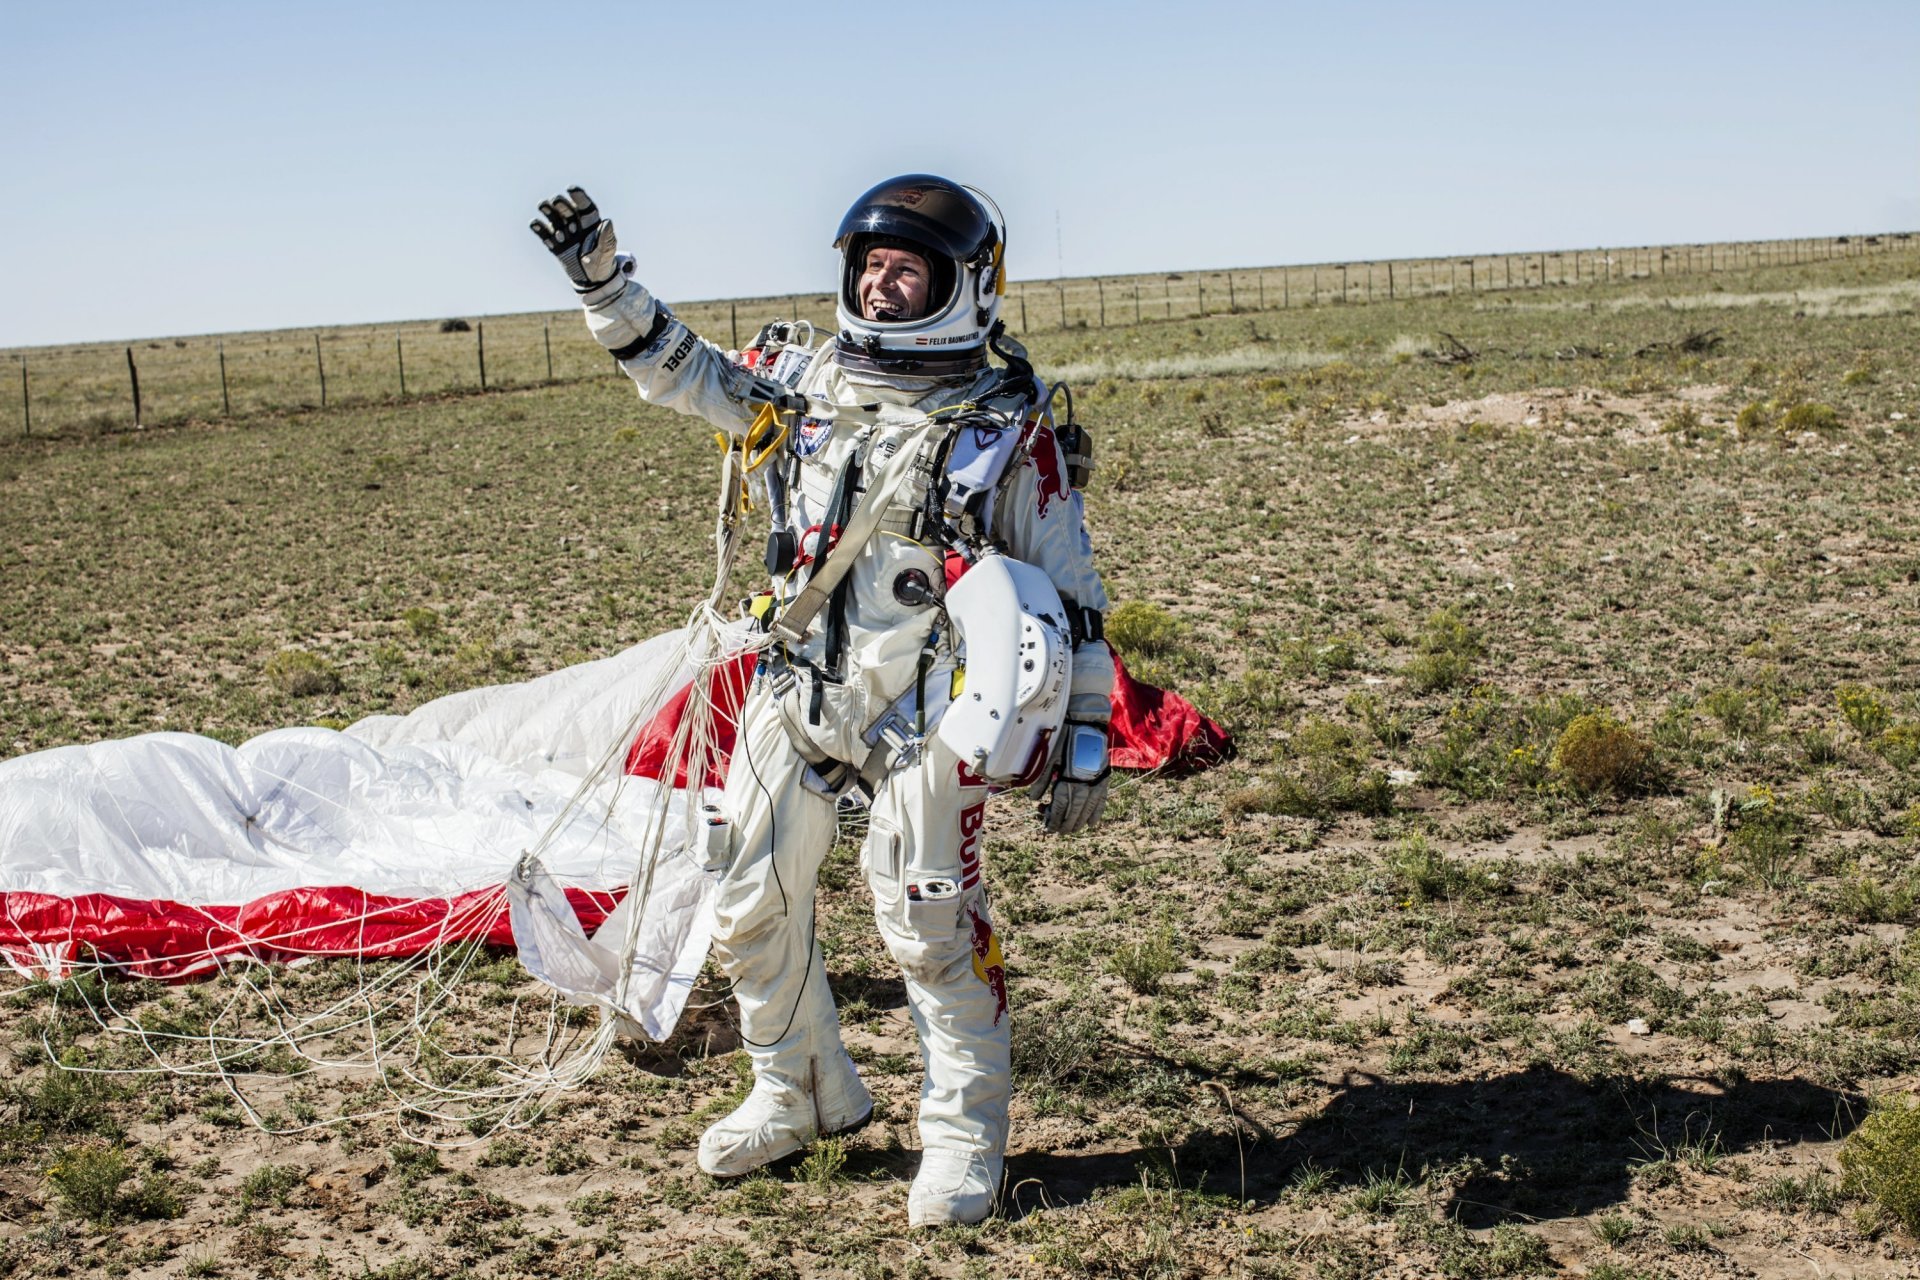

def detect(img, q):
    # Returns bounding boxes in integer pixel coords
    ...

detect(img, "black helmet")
[832,175,1004,375]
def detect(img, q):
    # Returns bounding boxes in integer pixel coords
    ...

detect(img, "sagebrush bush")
[1840,1095,1920,1233]
[265,649,340,697]
[1780,402,1841,434]
[1106,600,1184,657]
[1837,685,1892,738]
[1550,713,1653,794]
[46,1141,131,1223]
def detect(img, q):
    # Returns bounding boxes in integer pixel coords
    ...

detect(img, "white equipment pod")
[937,552,1071,785]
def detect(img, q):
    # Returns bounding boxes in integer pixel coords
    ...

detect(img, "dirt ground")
[2,246,1919,1278]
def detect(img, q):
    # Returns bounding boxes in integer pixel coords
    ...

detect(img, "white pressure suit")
[542,179,1113,1226]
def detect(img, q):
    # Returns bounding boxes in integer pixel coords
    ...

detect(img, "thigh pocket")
[868,816,968,982]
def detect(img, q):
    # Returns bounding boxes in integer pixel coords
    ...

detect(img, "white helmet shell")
[936,552,1070,787]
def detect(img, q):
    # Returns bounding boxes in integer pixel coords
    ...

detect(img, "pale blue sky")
[3,1,1915,348]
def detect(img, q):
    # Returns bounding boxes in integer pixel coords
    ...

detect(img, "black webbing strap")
[608,307,676,362]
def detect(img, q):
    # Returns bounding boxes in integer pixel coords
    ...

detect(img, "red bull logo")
[968,904,1007,1026]
[1025,419,1070,517]
[958,801,984,889]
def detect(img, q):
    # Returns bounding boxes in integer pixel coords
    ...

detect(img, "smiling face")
[857,246,934,322]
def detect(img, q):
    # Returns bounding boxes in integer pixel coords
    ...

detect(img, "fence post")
[1020,293,1028,331]
[1198,278,1205,317]
[730,301,739,351]
[1387,261,1395,300]
[1283,270,1289,308]
[1057,284,1067,330]
[1164,277,1171,318]
[1366,263,1373,303]
[1258,270,1265,310]
[126,347,142,426]
[18,358,27,437]
[396,336,407,396]
[545,322,554,381]
[1097,278,1106,327]
[314,334,327,408]
[1226,274,1235,313]
[477,322,488,390]
[1134,281,1141,324]
[218,342,230,415]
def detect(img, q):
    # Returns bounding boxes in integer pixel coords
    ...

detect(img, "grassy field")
[2,242,1919,1278]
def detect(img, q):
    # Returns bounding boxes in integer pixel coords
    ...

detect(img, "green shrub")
[1226,717,1392,820]
[1403,608,1483,693]
[797,1135,847,1187]
[401,607,441,637]
[1780,402,1841,434]
[1386,834,1500,903]
[1110,928,1180,995]
[1660,405,1702,435]
[46,1141,132,1224]
[1106,600,1184,657]
[265,649,340,697]
[1550,713,1653,794]
[1878,722,1920,769]
[238,1163,304,1209]
[1840,1095,1920,1233]
[1837,685,1892,738]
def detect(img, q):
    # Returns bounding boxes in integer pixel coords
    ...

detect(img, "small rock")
[307,1160,385,1193]
[1626,1018,1651,1037]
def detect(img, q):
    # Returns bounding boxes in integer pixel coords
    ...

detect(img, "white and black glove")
[1031,719,1111,834]
[530,187,625,301]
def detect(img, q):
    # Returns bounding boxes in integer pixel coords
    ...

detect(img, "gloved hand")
[1031,719,1111,834]
[529,187,624,296]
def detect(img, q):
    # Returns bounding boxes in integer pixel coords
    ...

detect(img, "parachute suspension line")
[32,419,775,1145]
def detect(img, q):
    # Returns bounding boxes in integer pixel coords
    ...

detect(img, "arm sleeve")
[578,262,791,438]
[997,417,1116,723]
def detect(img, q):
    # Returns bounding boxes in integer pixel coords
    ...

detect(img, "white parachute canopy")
[0,615,765,1137]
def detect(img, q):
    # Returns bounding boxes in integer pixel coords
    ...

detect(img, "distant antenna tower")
[1055,210,1064,280]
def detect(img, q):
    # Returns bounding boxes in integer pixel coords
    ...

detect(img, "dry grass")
[1,243,1918,1277]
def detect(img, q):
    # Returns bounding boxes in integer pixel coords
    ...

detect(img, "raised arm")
[530,187,791,438]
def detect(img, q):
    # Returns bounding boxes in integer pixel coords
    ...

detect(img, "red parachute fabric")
[0,886,622,982]
[622,651,755,789]
[1107,651,1232,772]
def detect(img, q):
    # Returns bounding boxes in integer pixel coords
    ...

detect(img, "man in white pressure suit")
[531,175,1114,1226]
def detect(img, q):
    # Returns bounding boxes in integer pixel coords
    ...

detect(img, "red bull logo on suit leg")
[967,904,1007,1026]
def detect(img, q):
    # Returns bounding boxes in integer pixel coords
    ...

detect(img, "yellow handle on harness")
[712,404,794,517]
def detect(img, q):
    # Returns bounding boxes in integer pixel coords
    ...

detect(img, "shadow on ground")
[1008,1065,1864,1225]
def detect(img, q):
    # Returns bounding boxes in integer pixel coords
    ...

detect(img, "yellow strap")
[713,405,795,518]
[743,402,791,474]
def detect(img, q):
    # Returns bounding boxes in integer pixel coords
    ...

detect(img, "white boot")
[698,955,871,1178]
[893,905,1012,1226]
[908,1150,1002,1226]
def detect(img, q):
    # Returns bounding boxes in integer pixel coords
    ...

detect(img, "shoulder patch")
[795,416,834,457]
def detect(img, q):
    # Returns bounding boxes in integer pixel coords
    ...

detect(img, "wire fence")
[4,231,1912,438]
